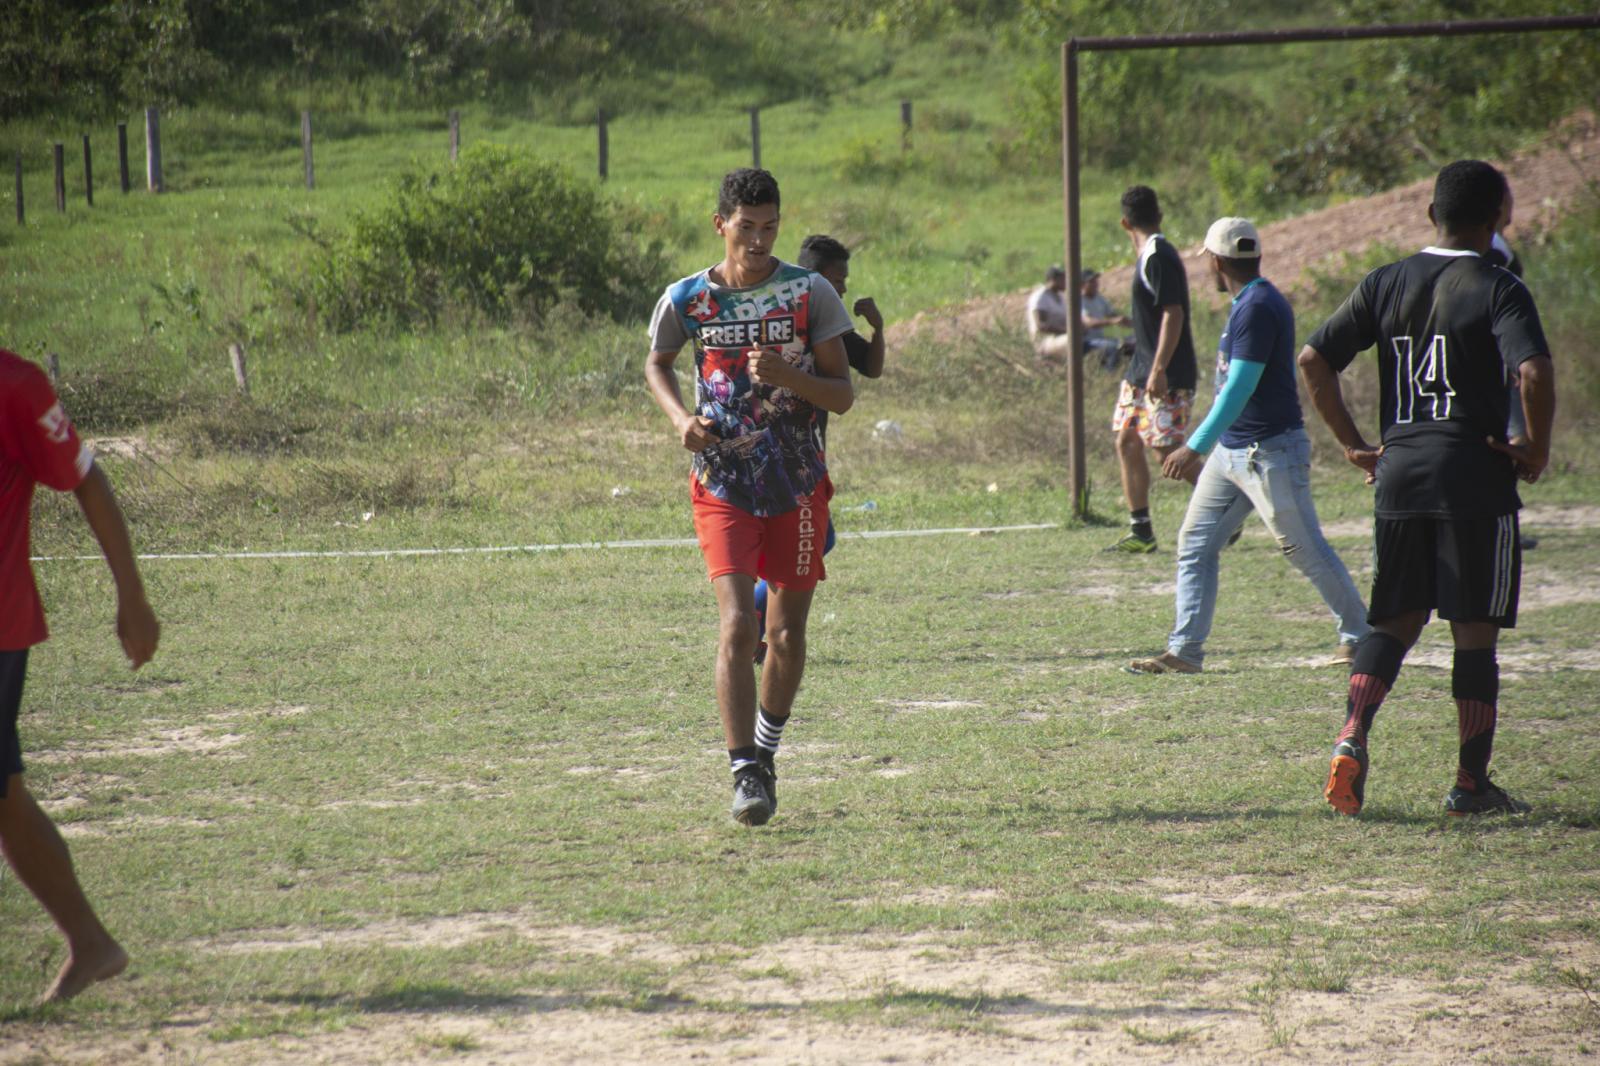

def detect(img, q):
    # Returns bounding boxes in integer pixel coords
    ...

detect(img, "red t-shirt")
[1,350,93,650]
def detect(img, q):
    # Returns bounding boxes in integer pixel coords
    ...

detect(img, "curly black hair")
[1120,185,1162,230]
[717,168,780,217]
[1432,160,1507,232]
[797,234,850,272]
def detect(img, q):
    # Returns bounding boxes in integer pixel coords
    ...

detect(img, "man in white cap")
[1128,217,1370,674]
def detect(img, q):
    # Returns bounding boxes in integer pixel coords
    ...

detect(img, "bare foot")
[40,939,128,1003]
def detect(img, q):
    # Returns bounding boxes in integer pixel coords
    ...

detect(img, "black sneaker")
[1324,740,1368,816]
[731,766,773,826]
[1444,779,1531,816]
[757,752,778,815]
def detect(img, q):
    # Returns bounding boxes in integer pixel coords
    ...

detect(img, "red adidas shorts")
[690,475,833,590]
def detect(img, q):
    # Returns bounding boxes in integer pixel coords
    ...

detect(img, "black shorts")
[1,648,28,798]
[1370,514,1520,628]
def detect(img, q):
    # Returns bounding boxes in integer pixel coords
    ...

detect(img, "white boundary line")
[31,522,1060,563]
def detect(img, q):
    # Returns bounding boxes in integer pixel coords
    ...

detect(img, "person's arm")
[72,466,159,668]
[1488,354,1554,482]
[1297,344,1380,481]
[1145,304,1184,396]
[853,298,886,378]
[750,336,854,414]
[851,296,889,379]
[1161,360,1263,481]
[644,347,719,453]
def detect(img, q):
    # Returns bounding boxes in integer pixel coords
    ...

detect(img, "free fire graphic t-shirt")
[650,261,853,517]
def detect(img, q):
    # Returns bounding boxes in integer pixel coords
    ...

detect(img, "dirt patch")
[59,814,219,839]
[85,435,163,461]
[191,914,698,964]
[875,698,986,711]
[28,725,246,764]
[1277,643,1600,678]
[19,922,1599,1065]
[1518,565,1600,611]
[207,705,311,722]
[1133,875,1431,914]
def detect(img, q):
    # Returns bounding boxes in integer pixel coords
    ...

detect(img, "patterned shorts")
[1111,380,1193,449]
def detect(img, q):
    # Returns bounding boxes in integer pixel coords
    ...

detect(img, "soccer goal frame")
[1058,12,1600,519]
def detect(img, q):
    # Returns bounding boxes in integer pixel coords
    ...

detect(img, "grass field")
[4,476,1599,1062]
[4,14,1600,1061]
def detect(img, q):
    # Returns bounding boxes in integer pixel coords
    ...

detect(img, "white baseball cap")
[1204,216,1261,259]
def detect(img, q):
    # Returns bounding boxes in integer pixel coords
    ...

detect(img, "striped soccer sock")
[755,706,788,761]
[1453,649,1499,791]
[1337,632,1408,747]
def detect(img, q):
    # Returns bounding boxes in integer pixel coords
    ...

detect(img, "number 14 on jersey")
[1393,334,1455,423]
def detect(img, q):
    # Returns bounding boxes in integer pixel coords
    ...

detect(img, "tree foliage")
[1006,0,1600,196]
[0,0,864,118]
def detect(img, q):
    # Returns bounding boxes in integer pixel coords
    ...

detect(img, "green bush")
[302,144,668,331]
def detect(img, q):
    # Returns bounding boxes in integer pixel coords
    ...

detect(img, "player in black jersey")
[1297,160,1556,817]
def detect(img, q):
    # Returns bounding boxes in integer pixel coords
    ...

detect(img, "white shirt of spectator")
[1026,285,1068,339]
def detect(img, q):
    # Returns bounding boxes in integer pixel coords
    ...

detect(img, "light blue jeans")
[1168,427,1370,666]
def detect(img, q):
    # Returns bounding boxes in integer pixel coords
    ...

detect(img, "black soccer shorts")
[1369,514,1521,628]
[0,649,28,798]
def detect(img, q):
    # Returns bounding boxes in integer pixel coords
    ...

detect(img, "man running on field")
[645,169,854,826]
[1299,160,1555,817]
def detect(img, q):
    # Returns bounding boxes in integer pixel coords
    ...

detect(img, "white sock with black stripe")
[755,706,788,761]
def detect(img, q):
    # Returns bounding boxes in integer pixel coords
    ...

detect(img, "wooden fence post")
[145,107,163,192]
[302,110,314,189]
[901,100,913,151]
[449,109,460,162]
[750,107,761,170]
[597,108,608,181]
[13,151,21,225]
[117,123,130,193]
[229,343,249,397]
[53,144,65,212]
[46,353,60,385]
[82,134,93,207]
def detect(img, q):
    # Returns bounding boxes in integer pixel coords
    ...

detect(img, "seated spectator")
[1026,266,1072,362]
[1080,268,1133,371]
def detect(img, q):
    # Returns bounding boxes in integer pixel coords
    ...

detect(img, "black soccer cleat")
[757,752,778,816]
[1444,779,1531,816]
[1324,740,1368,816]
[731,766,773,826]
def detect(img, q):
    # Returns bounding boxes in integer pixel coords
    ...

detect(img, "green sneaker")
[1105,533,1157,554]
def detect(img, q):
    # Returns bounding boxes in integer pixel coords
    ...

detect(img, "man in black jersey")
[1298,160,1556,818]
[1108,186,1200,552]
